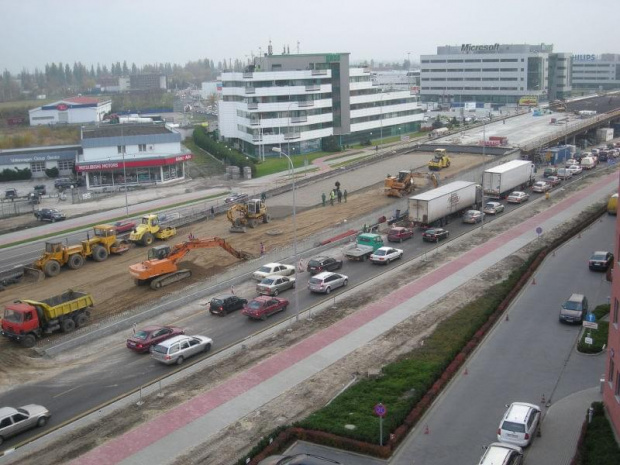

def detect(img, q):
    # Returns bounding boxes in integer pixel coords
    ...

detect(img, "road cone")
[505,313,510,321]
[424,424,430,435]
[464,367,468,376]
[552,250,556,257]
[541,394,546,405]
[531,277,537,285]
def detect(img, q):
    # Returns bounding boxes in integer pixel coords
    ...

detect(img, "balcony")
[243,72,253,79]
[252,134,263,142]
[312,69,328,76]
[291,115,308,123]
[245,87,256,94]
[298,100,315,108]
[305,84,320,92]
[250,119,261,126]
[284,132,301,140]
[248,102,258,110]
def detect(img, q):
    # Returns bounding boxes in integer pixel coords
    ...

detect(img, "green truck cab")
[343,233,384,261]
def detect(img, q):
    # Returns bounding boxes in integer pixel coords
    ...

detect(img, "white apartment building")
[420,43,557,106]
[218,51,423,157]
[572,54,620,92]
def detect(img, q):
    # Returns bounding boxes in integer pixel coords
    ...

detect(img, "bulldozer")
[28,225,130,278]
[227,198,270,233]
[384,170,416,198]
[129,214,177,246]
[129,237,254,289]
[428,148,451,171]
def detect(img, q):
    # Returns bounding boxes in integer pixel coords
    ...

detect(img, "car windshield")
[308,260,321,267]
[3,309,23,323]
[211,299,223,307]
[261,278,276,285]
[388,229,400,235]
[258,266,272,273]
[133,330,150,340]
[502,421,526,433]
[592,253,607,260]
[374,250,387,256]
[248,300,264,309]
[563,301,581,311]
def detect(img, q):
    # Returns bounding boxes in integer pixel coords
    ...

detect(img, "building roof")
[82,124,172,139]
[64,96,102,105]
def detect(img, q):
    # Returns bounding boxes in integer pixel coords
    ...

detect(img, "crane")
[129,237,254,290]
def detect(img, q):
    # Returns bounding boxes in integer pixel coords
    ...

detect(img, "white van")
[580,156,596,170]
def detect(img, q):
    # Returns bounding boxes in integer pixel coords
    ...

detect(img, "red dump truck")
[1,290,94,348]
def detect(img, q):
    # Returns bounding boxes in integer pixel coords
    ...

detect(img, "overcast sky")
[1,0,619,74]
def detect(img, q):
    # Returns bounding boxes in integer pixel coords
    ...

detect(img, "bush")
[0,167,32,182]
[321,136,342,152]
[45,167,59,178]
[581,402,620,465]
[193,126,256,177]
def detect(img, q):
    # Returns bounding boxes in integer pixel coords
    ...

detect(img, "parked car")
[462,209,485,224]
[369,246,403,265]
[258,454,342,465]
[588,251,613,271]
[531,181,551,193]
[113,220,137,234]
[150,335,213,365]
[33,185,47,196]
[308,272,348,294]
[208,294,248,316]
[567,164,582,175]
[556,168,573,180]
[224,192,248,204]
[54,178,80,189]
[34,208,66,222]
[126,325,185,353]
[387,226,414,243]
[4,188,17,200]
[252,263,296,281]
[256,275,296,296]
[542,167,558,178]
[506,191,529,204]
[496,402,541,447]
[477,443,523,465]
[559,293,588,324]
[306,256,343,275]
[546,176,561,187]
[565,158,578,168]
[422,228,449,242]
[0,404,51,446]
[242,296,289,320]
[483,201,504,215]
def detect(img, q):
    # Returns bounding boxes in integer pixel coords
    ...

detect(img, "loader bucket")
[23,267,45,282]
[229,226,247,233]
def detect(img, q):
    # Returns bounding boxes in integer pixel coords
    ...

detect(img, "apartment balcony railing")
[250,119,261,126]
[245,87,256,94]
[243,72,253,79]
[247,102,259,110]
[311,69,328,76]
[290,115,308,123]
[284,132,301,140]
[252,134,263,142]
[298,101,314,108]
[305,84,320,92]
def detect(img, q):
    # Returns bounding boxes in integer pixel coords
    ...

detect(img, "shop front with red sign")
[76,153,193,189]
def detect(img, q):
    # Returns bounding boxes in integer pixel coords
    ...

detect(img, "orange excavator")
[129,237,254,290]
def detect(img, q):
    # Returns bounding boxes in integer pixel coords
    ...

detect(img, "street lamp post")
[272,147,300,321]
[481,122,487,229]
[120,125,129,217]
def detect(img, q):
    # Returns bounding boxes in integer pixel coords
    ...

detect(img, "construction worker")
[330,190,335,206]
[260,242,265,256]
[210,206,215,218]
[337,189,342,203]
[343,189,348,203]
[322,192,326,207]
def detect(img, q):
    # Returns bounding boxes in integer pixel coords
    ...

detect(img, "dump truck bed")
[21,290,94,320]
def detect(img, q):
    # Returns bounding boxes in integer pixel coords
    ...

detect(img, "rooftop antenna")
[268,40,273,56]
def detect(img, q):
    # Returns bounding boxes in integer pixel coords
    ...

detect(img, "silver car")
[151,335,213,365]
[483,201,504,215]
[256,275,296,296]
[308,272,348,294]
[0,405,50,446]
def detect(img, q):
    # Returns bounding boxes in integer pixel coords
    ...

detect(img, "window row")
[421,68,521,73]
[422,58,524,63]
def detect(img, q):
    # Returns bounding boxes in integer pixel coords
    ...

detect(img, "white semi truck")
[482,160,535,199]
[409,181,483,228]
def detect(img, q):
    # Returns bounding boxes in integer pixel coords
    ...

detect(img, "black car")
[34,208,66,222]
[543,167,558,178]
[306,256,343,275]
[54,178,84,189]
[422,228,449,242]
[4,188,17,200]
[34,185,47,196]
[209,294,248,316]
[588,251,613,271]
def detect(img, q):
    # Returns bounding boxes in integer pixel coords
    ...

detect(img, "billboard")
[518,96,538,107]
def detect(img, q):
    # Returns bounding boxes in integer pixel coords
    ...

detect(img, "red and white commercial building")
[29,96,112,126]
[76,124,192,189]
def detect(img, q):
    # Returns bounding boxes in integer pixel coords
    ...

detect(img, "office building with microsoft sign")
[420,43,571,105]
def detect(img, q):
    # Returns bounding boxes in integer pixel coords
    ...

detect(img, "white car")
[252,263,296,281]
[497,402,541,447]
[483,201,504,215]
[369,246,404,264]
[506,191,529,204]
[567,164,582,175]
[531,181,551,193]
[565,158,578,168]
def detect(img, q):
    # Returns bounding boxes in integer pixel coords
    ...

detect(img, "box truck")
[483,160,535,199]
[409,181,482,228]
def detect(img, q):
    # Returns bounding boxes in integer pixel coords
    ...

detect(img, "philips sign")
[461,43,500,53]
[573,54,597,61]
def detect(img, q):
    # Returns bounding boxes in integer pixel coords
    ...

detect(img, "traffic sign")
[536,227,543,235]
[585,336,593,345]
[586,313,596,323]
[374,403,387,417]
[583,321,599,330]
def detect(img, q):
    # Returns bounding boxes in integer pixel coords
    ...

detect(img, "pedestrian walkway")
[56,172,617,465]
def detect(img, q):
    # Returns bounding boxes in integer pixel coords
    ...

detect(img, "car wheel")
[51,218,56,223]
[20,334,37,348]
[343,279,348,287]
[292,281,296,289]
[37,417,48,427]
[60,318,76,333]
[273,289,279,296]
[74,313,88,328]
[261,314,267,321]
[176,356,185,365]
[203,343,211,353]
[44,260,61,277]
[325,287,331,294]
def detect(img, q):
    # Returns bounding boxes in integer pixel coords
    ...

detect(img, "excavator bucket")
[23,267,45,282]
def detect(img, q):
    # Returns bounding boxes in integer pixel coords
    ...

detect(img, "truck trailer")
[1,290,94,348]
[408,181,482,228]
[482,160,535,199]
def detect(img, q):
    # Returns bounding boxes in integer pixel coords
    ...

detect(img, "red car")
[242,296,289,320]
[126,325,185,353]
[113,220,137,234]
[387,226,414,243]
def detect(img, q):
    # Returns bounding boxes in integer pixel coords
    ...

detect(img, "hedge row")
[239,204,608,464]
[192,126,256,177]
